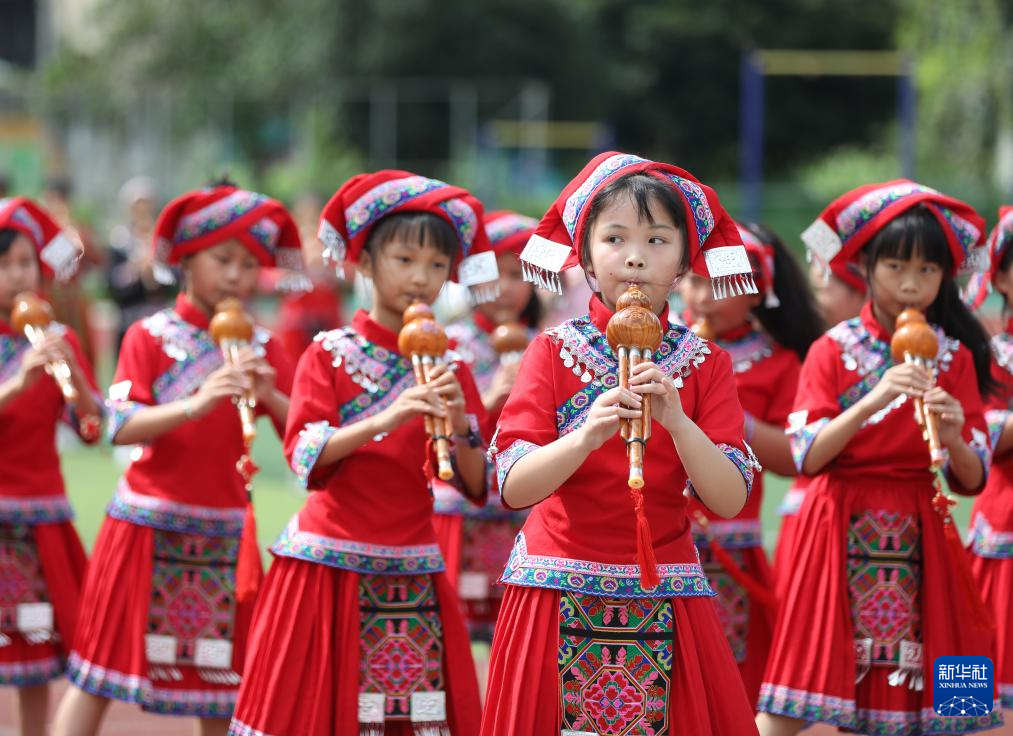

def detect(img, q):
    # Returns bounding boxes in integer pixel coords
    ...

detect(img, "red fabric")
[735,222,776,297]
[773,476,810,603]
[231,558,481,735]
[0,322,99,496]
[276,284,343,364]
[528,151,744,282]
[830,260,868,295]
[71,516,256,692]
[810,179,985,277]
[970,206,1013,309]
[969,554,1013,702]
[484,210,537,256]
[115,293,294,509]
[285,309,487,548]
[318,171,492,279]
[0,522,87,673]
[153,185,302,268]
[495,296,750,568]
[432,512,463,583]
[762,303,997,718]
[0,197,80,280]
[480,585,760,735]
[235,502,262,604]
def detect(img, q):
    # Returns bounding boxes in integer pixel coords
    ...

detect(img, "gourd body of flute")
[11,292,78,403]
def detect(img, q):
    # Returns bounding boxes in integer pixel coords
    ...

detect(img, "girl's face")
[809,262,866,327]
[867,251,944,328]
[586,194,686,313]
[678,273,758,335]
[183,239,261,315]
[0,235,40,313]
[476,251,533,324]
[992,258,1013,307]
[358,236,451,318]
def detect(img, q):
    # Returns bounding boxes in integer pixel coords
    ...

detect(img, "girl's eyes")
[606,235,623,244]
[648,237,668,245]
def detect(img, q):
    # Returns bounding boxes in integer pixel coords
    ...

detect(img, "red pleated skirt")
[228,555,481,736]
[772,513,799,603]
[66,516,254,718]
[480,583,760,736]
[432,512,524,640]
[759,474,1003,734]
[969,552,1013,708]
[0,521,87,686]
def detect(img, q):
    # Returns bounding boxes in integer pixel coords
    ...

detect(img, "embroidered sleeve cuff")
[788,413,831,473]
[494,439,541,496]
[105,399,143,443]
[986,409,1010,454]
[686,442,761,500]
[290,420,338,488]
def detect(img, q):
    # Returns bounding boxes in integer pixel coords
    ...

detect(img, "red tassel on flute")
[235,501,263,604]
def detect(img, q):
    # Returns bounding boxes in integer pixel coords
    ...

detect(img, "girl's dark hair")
[364,211,460,261]
[743,222,824,360]
[207,174,239,189]
[519,288,544,328]
[0,228,20,256]
[580,173,690,276]
[864,205,997,396]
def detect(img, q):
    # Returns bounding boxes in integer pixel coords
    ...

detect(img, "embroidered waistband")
[107,480,245,537]
[692,518,763,549]
[270,515,445,575]
[0,495,74,524]
[500,532,713,599]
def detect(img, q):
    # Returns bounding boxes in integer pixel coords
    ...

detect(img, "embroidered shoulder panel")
[829,318,958,410]
[0,334,29,384]
[142,309,269,404]
[991,332,1013,379]
[545,316,710,387]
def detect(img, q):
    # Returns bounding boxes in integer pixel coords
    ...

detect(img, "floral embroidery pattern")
[0,495,74,525]
[0,335,29,384]
[437,198,478,255]
[290,421,337,487]
[789,417,830,473]
[716,329,773,374]
[685,443,758,500]
[985,409,1010,453]
[271,515,445,575]
[562,154,646,240]
[173,189,267,244]
[501,532,714,599]
[835,182,933,247]
[968,514,1013,560]
[345,176,447,238]
[0,656,64,687]
[494,440,541,491]
[66,652,237,718]
[661,173,716,246]
[691,518,763,550]
[107,480,245,537]
[105,399,143,443]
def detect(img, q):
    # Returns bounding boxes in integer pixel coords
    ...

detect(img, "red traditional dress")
[482,296,761,735]
[0,197,98,688]
[691,322,799,707]
[0,320,98,687]
[230,170,498,736]
[758,302,1001,733]
[66,293,293,717]
[67,185,303,719]
[228,310,485,736]
[482,151,765,736]
[968,327,1013,710]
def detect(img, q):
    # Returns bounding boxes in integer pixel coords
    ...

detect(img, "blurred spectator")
[41,176,105,367]
[105,176,172,352]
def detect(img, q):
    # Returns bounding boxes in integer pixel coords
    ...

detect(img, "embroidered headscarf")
[485,210,538,256]
[520,151,752,299]
[801,179,987,282]
[318,171,499,303]
[0,197,81,282]
[153,185,305,287]
[965,206,1013,309]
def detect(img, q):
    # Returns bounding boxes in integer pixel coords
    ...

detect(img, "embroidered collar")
[547,296,707,385]
[351,309,401,354]
[829,301,958,377]
[174,292,212,330]
[715,325,774,374]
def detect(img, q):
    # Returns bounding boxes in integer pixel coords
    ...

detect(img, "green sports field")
[58,424,977,559]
